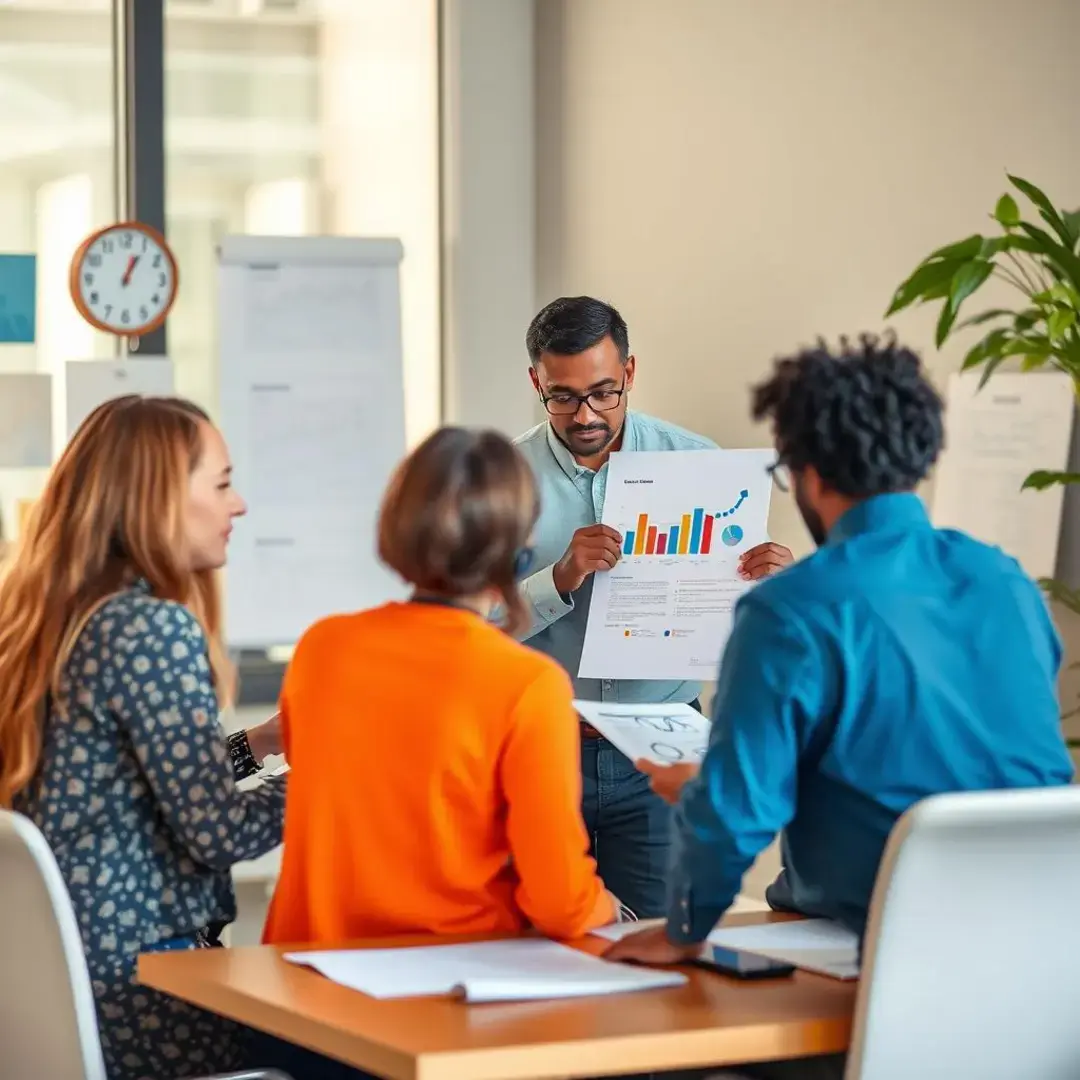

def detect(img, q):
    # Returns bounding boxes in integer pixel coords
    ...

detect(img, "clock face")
[72,224,178,336]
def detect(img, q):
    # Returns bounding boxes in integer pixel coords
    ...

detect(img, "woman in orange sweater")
[264,427,616,953]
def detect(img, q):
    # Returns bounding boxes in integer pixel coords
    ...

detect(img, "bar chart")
[620,489,750,557]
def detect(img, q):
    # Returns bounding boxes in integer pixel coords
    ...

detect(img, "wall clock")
[69,221,178,338]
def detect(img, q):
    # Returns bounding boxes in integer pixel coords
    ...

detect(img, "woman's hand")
[244,711,283,765]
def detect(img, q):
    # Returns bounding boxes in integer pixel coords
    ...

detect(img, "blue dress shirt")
[515,410,716,704]
[667,493,1074,943]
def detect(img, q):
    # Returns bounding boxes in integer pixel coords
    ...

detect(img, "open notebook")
[593,918,860,981]
[285,938,688,1002]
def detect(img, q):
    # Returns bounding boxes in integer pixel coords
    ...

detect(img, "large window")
[0,0,117,536]
[163,0,442,445]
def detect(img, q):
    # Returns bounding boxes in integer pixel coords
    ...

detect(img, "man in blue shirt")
[515,296,793,918]
[609,335,1073,1079]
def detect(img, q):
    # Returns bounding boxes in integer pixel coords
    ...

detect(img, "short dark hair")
[751,334,944,498]
[526,296,630,365]
[377,427,539,633]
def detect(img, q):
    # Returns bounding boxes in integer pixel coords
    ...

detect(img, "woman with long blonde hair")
[0,395,285,1080]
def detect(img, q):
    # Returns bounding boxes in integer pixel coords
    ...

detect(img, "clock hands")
[121,255,139,286]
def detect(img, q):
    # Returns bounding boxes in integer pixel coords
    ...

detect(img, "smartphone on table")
[693,944,795,980]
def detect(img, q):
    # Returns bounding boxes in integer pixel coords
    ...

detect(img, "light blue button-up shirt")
[514,410,716,704]
[666,493,1074,944]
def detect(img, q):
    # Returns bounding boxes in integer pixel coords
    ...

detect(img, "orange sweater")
[263,602,614,945]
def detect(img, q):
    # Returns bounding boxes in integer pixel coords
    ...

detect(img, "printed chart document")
[592,918,859,981]
[285,939,687,1002]
[574,701,709,766]
[931,371,1075,580]
[579,449,775,681]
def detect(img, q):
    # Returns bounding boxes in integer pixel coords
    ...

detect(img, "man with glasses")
[513,295,793,919]
[606,335,1073,1079]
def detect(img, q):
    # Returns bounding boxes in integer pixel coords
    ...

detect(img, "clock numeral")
[120,309,131,325]
[139,305,149,320]
[101,239,114,254]
[142,236,149,253]
[88,254,102,269]
[104,304,113,318]
[152,254,162,268]
[157,272,167,287]
[151,294,161,305]
[121,232,133,249]
[89,291,99,305]
[83,272,94,286]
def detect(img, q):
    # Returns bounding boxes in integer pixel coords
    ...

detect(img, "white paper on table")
[592,918,859,981]
[707,919,860,981]
[64,359,174,442]
[579,449,775,682]
[284,938,687,1002]
[573,701,709,766]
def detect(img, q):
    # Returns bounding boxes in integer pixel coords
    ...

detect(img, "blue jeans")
[580,735,675,919]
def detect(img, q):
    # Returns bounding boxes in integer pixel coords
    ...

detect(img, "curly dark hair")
[751,334,944,498]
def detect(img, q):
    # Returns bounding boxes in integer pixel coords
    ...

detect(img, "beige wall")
[535,0,1080,891]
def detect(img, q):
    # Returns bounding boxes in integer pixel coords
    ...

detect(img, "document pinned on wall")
[285,938,687,1002]
[574,701,710,766]
[0,373,51,467]
[931,372,1076,580]
[578,449,775,681]
[65,359,174,441]
[217,236,408,649]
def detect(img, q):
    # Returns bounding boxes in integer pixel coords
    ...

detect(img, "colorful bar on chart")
[668,525,679,553]
[689,508,705,554]
[633,513,648,556]
[656,532,667,555]
[678,514,691,555]
[702,512,714,554]
[646,525,658,554]
[622,531,635,555]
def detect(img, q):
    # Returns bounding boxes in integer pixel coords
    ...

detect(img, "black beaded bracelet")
[227,730,261,781]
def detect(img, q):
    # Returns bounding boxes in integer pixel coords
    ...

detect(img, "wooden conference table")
[138,912,855,1080]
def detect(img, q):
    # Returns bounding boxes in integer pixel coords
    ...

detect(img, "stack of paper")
[285,938,688,1002]
[592,918,860,981]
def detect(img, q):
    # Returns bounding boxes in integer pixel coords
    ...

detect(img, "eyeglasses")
[538,378,627,417]
[767,461,791,492]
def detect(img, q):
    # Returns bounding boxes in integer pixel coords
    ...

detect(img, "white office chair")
[0,809,292,1080]
[848,786,1080,1080]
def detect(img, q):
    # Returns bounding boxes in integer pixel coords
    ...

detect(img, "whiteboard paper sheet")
[574,701,710,766]
[65,359,174,441]
[285,938,687,1002]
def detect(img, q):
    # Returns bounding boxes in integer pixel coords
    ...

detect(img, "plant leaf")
[948,260,994,315]
[961,327,1011,369]
[955,308,1018,330]
[1023,470,1080,491]
[994,193,1021,227]
[1021,353,1049,371]
[1017,222,1080,289]
[935,299,957,347]
[976,352,1010,388]
[926,234,985,262]
[1008,173,1076,249]
[1064,209,1080,247]
[1048,308,1077,339]
[886,258,967,316]
[1038,577,1080,615]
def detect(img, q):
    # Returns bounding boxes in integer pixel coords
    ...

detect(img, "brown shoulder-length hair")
[378,427,539,634]
[0,394,233,808]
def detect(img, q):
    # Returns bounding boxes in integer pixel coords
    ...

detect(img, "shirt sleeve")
[666,594,823,944]
[107,599,286,872]
[516,564,575,641]
[500,664,614,938]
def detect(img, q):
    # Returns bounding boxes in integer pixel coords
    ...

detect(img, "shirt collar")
[544,411,639,479]
[827,492,930,546]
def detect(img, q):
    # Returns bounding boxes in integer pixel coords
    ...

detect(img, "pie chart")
[721,524,743,547]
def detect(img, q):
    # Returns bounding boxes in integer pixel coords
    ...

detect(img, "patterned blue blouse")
[15,581,286,1080]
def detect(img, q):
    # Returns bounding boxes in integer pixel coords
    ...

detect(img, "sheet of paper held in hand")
[285,938,687,1002]
[578,449,775,681]
[573,701,710,767]
[592,918,860,981]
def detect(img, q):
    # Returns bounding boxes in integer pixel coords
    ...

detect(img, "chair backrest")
[848,786,1080,1080]
[0,809,107,1080]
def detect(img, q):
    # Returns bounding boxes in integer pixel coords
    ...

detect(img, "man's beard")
[556,418,620,457]
[795,475,827,547]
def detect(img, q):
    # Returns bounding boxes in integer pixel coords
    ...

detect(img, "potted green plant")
[886,174,1079,721]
